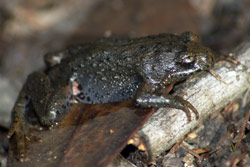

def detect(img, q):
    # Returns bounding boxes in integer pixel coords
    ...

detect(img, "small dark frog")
[8,32,214,156]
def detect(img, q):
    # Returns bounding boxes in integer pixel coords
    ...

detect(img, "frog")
[8,32,214,157]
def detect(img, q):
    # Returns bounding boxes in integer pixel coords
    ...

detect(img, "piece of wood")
[7,100,153,167]
[58,102,153,167]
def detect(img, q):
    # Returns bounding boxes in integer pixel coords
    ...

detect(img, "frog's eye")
[182,56,195,64]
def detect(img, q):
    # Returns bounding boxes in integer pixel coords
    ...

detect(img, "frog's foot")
[173,96,199,122]
[7,98,33,160]
[8,119,30,159]
[8,116,43,161]
[136,94,199,122]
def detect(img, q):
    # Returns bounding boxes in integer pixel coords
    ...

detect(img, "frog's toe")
[185,100,199,120]
[7,124,16,139]
[8,124,25,158]
[181,98,199,122]
[183,104,191,122]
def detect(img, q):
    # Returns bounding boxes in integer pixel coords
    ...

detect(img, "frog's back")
[67,33,187,65]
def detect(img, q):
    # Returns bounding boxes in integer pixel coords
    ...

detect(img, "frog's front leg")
[136,83,199,122]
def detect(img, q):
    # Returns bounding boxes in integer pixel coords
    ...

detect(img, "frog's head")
[138,32,214,85]
[171,39,214,80]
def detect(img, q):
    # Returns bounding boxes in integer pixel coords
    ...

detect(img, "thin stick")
[209,69,231,85]
[235,108,250,149]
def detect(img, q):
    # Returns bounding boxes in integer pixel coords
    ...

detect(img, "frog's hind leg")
[7,88,31,158]
[8,71,52,159]
[38,85,73,126]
